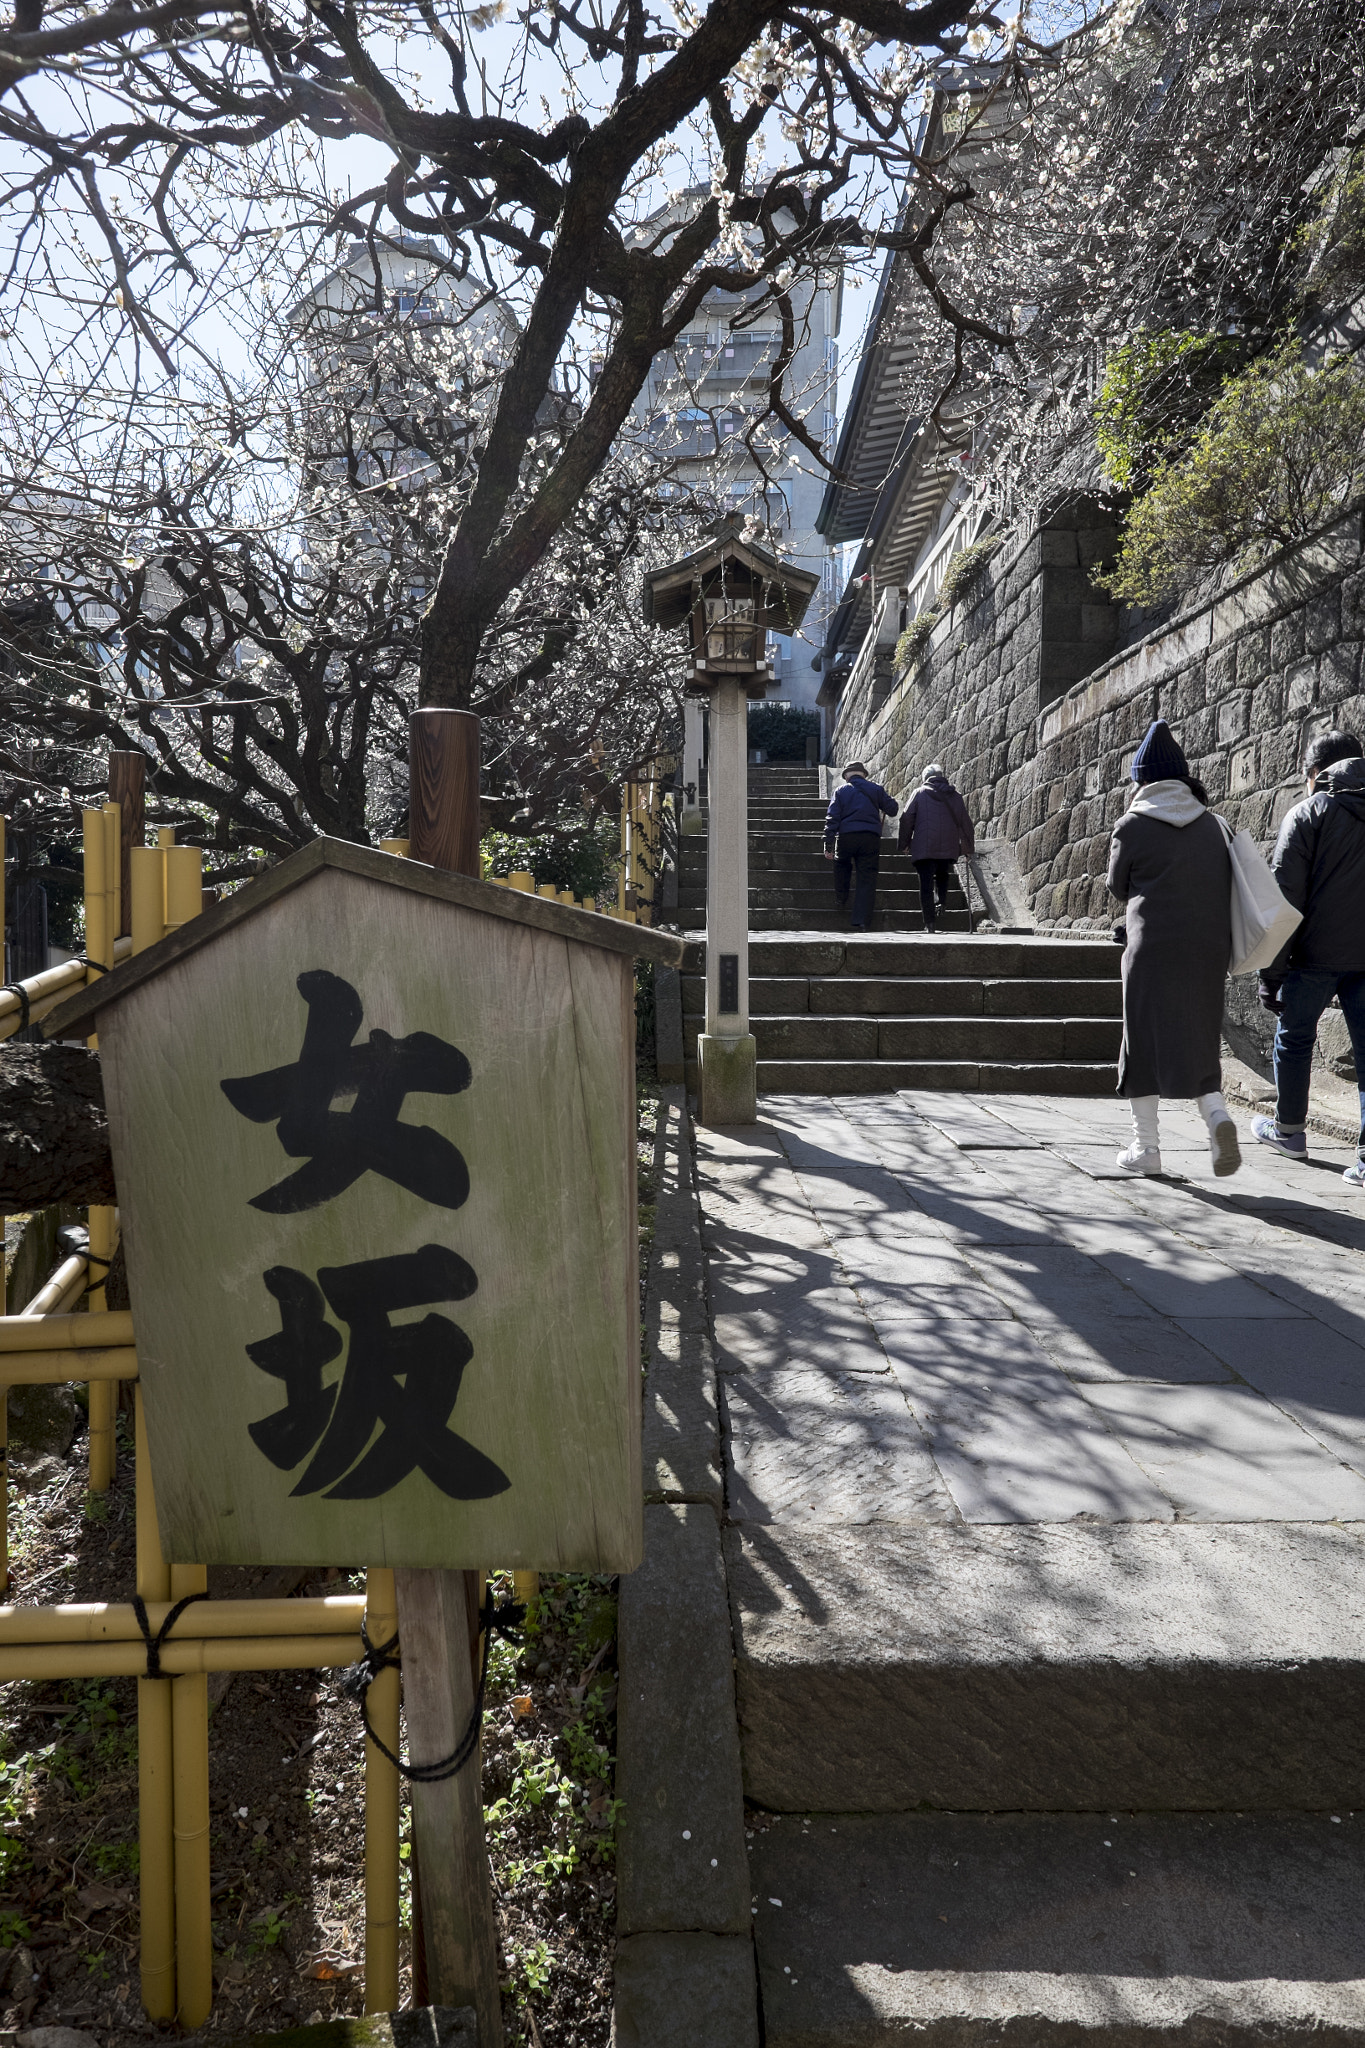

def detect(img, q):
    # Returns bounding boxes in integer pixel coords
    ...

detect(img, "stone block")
[1237,624,1272,685]
[1344,569,1365,637]
[1306,586,1342,654]
[617,1504,750,1936]
[1216,693,1251,743]
[1228,740,1258,795]
[1272,611,1305,669]
[697,1034,757,1127]
[1286,657,1317,714]
[1040,528,1079,567]
[1321,639,1363,704]
[750,1811,1365,2046]
[655,963,685,1084]
[613,1933,758,2048]
[726,1521,1365,1811]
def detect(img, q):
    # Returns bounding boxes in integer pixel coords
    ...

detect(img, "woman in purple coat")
[897,764,975,932]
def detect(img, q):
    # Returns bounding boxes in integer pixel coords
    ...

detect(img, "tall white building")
[631,249,842,712]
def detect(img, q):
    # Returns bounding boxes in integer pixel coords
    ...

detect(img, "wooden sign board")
[48,841,683,1572]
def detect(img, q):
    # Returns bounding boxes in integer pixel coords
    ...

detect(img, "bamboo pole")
[0,1309,135,1350]
[0,1635,365,1681]
[512,1571,539,1606]
[130,846,167,955]
[107,753,145,938]
[171,1562,212,2029]
[163,846,203,932]
[136,1386,176,2024]
[86,1207,118,1491]
[379,838,410,858]
[0,1348,135,1382]
[363,1567,401,2016]
[0,1595,365,1645]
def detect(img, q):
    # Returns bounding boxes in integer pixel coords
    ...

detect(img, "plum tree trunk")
[0,1043,116,1211]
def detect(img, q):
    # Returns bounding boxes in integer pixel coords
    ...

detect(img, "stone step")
[672,908,964,932]
[682,1015,1119,1062]
[677,936,1123,979]
[750,1057,1119,1093]
[725,1523,1365,1812]
[679,852,940,878]
[749,1809,1365,2044]
[680,976,1124,1019]
[675,888,951,913]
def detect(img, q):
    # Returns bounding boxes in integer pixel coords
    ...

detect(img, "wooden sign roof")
[44,835,684,1040]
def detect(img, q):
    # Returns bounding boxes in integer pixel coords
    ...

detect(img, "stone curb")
[643,1086,722,1509]
[613,1933,758,2048]
[614,1088,758,2045]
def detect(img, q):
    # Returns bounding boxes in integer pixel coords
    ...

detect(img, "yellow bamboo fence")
[0,799,404,2028]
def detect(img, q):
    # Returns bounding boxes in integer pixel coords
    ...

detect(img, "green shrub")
[481,818,620,901]
[1095,328,1244,495]
[747,702,820,759]
[936,535,1001,612]
[894,611,939,676]
[1100,338,1365,606]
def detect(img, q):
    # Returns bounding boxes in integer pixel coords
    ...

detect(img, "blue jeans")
[1273,970,1365,1153]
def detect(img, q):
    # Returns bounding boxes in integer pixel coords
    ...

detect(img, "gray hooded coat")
[1107,780,1231,1098]
[1269,757,1365,972]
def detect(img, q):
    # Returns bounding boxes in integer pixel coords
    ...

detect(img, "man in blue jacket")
[823,761,899,930]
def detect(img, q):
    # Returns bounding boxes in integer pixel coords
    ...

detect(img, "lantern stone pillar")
[696,676,755,1124]
[680,697,706,837]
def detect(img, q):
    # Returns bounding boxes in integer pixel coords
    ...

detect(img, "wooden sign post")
[401,705,500,2036]
[45,820,683,2046]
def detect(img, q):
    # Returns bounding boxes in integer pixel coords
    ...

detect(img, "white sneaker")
[1209,1117,1241,1177]
[1115,1141,1162,1175]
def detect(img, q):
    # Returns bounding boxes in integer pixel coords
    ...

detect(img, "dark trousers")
[833,832,881,927]
[1274,969,1365,1154]
[915,858,954,929]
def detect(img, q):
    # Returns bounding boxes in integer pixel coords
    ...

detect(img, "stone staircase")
[671,762,1124,1096]
[676,762,970,934]
[678,935,1122,1097]
[736,1521,1365,2044]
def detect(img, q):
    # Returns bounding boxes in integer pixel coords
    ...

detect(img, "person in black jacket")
[822,761,899,930]
[1254,729,1365,1183]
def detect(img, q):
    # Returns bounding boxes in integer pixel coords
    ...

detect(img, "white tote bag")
[1214,815,1302,975]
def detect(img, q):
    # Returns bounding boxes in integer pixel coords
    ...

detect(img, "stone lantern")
[644,530,818,1123]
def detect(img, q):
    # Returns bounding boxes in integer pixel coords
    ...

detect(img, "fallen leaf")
[511,1695,535,1720]
[304,1956,364,1981]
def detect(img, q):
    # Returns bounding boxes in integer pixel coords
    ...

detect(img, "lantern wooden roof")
[44,835,684,1040]
[642,530,819,635]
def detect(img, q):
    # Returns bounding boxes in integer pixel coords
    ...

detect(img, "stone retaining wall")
[832,502,1365,1078]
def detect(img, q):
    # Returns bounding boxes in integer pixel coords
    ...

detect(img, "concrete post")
[681,697,706,837]
[697,676,756,1124]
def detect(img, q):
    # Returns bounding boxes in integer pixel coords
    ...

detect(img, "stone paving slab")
[1033,1313,1235,1384]
[1080,1382,1365,1520]
[722,1365,957,1525]
[695,1096,1365,1526]
[749,1811,1365,2046]
[877,1323,1173,1524]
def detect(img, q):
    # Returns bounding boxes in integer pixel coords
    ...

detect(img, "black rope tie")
[132,1591,210,1678]
[1,981,31,1030]
[342,1590,524,1783]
